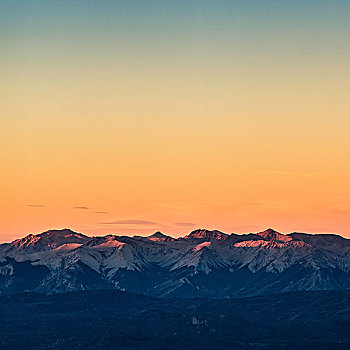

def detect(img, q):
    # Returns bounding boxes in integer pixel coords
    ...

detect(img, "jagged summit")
[8,228,89,252]
[183,229,228,240]
[84,234,123,247]
[257,228,292,243]
[260,228,278,234]
[38,228,88,239]
[148,231,167,238]
[147,231,174,242]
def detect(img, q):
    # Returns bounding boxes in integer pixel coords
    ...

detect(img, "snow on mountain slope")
[231,239,313,273]
[170,241,228,274]
[1,229,89,257]
[0,228,350,297]
[256,228,292,242]
[55,235,147,277]
[52,243,83,252]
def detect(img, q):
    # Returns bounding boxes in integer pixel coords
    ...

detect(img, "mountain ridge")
[0,227,350,297]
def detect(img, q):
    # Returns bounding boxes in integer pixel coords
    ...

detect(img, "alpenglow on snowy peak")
[0,228,350,297]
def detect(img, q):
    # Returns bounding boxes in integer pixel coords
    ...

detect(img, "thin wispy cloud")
[94,211,108,214]
[174,222,196,227]
[99,219,159,225]
[73,206,89,210]
[27,204,46,208]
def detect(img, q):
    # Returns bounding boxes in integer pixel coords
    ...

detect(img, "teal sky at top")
[1,0,350,71]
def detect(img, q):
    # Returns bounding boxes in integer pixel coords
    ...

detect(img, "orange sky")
[1,1,350,241]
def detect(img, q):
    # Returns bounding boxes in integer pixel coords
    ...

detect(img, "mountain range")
[1,228,350,297]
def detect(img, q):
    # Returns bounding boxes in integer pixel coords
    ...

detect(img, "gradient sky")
[1,0,350,242]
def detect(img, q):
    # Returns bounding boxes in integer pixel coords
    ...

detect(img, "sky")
[1,0,350,241]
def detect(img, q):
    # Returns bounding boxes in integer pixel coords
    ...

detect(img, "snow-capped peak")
[5,229,90,254]
[183,229,228,241]
[256,228,292,243]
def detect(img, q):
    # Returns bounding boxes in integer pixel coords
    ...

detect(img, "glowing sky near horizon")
[1,1,350,241]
